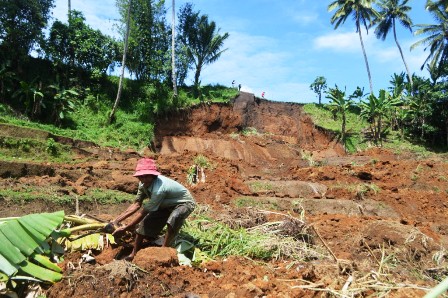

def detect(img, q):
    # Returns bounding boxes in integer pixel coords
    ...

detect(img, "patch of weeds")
[355,183,380,200]
[45,138,58,156]
[415,164,423,173]
[234,196,281,210]
[0,187,72,204]
[241,127,259,136]
[0,187,133,205]
[248,181,273,192]
[291,199,305,220]
[370,159,378,165]
[234,196,263,208]
[193,154,212,169]
[332,182,380,199]
[300,149,319,167]
[229,132,239,139]
[438,176,448,182]
[84,188,134,204]
[187,154,214,184]
[0,136,73,162]
[410,164,424,182]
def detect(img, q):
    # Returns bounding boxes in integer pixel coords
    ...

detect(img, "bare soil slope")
[2,92,448,297]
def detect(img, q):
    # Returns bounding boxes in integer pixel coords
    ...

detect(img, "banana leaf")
[0,211,65,283]
[63,233,116,252]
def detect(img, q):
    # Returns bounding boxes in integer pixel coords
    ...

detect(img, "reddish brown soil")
[1,92,447,297]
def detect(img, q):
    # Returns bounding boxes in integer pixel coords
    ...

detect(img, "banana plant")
[0,211,111,284]
[0,211,65,283]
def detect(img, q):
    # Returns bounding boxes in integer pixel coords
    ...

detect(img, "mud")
[1,92,447,297]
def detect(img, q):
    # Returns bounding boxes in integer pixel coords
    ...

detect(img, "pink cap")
[133,158,161,177]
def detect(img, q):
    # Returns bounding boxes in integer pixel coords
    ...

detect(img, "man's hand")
[103,222,116,233]
[112,225,128,237]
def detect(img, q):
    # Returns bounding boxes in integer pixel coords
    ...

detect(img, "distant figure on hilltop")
[261,91,265,98]
[238,84,241,91]
[232,80,235,88]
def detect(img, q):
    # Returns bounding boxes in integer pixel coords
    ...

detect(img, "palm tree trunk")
[446,118,448,147]
[171,0,178,97]
[342,112,346,148]
[393,20,413,89]
[357,20,374,95]
[109,0,132,124]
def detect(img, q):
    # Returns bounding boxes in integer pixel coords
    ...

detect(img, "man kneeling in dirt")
[109,158,196,261]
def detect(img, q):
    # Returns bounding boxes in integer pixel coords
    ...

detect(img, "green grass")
[179,207,326,262]
[233,196,281,210]
[303,103,368,152]
[247,181,274,192]
[0,84,238,151]
[0,187,134,205]
[0,136,74,163]
[303,103,438,155]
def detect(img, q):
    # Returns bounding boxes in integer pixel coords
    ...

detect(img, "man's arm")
[112,201,142,225]
[112,209,147,235]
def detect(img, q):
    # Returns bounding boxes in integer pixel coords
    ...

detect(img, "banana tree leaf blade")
[18,222,51,254]
[18,260,62,283]
[66,233,104,252]
[31,254,62,273]
[0,253,18,277]
[0,221,40,256]
[18,220,46,242]
[51,241,65,255]
[19,211,64,236]
[0,232,26,264]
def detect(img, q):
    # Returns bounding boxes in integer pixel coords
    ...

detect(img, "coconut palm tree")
[426,0,448,11]
[184,14,229,94]
[328,0,379,95]
[411,3,448,72]
[373,0,414,88]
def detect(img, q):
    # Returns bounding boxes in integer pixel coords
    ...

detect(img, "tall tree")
[178,4,229,93]
[373,0,414,88]
[310,76,327,104]
[171,0,178,96]
[0,0,55,70]
[46,11,120,72]
[176,3,197,86]
[109,0,132,123]
[411,2,448,72]
[116,0,170,81]
[328,0,378,95]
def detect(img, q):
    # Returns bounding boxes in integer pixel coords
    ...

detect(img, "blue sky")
[51,0,434,103]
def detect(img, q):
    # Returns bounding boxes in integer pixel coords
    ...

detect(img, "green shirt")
[135,175,195,212]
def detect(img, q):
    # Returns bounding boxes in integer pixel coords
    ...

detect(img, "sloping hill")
[1,92,447,297]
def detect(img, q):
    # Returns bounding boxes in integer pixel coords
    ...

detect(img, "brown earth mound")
[2,92,447,297]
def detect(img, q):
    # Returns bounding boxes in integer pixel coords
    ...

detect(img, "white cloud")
[291,13,319,26]
[314,32,360,52]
